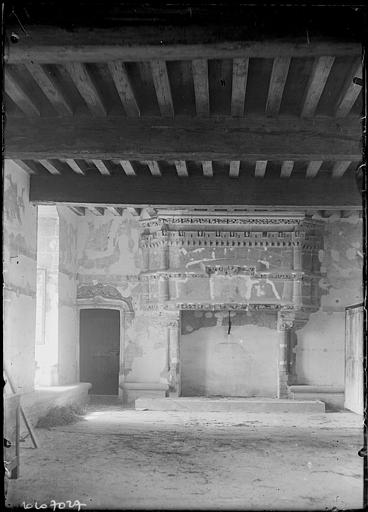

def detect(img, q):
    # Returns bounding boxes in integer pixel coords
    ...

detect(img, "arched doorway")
[77,283,134,397]
[80,308,120,395]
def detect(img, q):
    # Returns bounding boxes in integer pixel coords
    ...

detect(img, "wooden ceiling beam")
[229,161,240,177]
[255,161,267,178]
[69,206,85,215]
[26,63,73,116]
[92,160,110,175]
[5,69,41,116]
[39,159,61,175]
[119,160,136,176]
[192,59,210,116]
[280,160,294,178]
[66,62,106,117]
[265,57,291,116]
[151,60,174,117]
[306,161,323,178]
[89,206,105,216]
[5,27,361,64]
[11,159,36,175]
[174,160,188,177]
[332,161,351,178]
[106,206,122,216]
[231,58,249,117]
[145,161,161,176]
[5,116,361,161]
[65,159,85,175]
[107,61,140,117]
[29,173,362,209]
[335,58,362,117]
[301,56,335,117]
[202,161,213,177]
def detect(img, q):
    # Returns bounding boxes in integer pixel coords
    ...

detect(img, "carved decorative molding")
[77,283,134,312]
[141,215,306,228]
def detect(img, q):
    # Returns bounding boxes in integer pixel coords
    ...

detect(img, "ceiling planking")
[3,20,363,211]
[10,158,356,180]
[5,55,362,119]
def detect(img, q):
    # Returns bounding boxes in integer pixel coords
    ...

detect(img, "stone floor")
[6,400,363,510]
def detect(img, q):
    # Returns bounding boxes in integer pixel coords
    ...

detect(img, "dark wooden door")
[80,309,120,395]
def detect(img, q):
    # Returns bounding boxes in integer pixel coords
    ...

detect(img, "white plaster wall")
[58,207,79,384]
[181,323,278,397]
[3,161,38,393]
[124,313,168,384]
[296,214,363,387]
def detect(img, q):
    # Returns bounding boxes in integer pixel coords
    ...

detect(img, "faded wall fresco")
[296,213,363,387]
[3,161,38,393]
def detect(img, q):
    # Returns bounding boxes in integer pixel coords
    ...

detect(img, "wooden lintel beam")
[66,62,106,117]
[151,60,174,117]
[26,63,73,116]
[301,56,335,117]
[29,174,362,209]
[265,57,291,116]
[231,58,249,117]
[5,69,40,116]
[5,116,361,161]
[107,61,140,117]
[5,27,361,64]
[192,59,210,116]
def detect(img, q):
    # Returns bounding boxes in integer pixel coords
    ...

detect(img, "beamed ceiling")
[3,17,364,212]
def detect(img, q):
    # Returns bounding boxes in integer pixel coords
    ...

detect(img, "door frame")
[77,293,134,397]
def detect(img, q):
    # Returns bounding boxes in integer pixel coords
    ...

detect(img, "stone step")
[135,397,325,413]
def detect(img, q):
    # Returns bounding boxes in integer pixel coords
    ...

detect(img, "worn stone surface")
[6,404,363,510]
[296,214,363,387]
[3,161,38,393]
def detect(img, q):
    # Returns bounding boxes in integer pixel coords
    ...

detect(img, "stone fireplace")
[135,210,324,400]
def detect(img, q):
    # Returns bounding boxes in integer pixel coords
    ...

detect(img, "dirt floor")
[6,400,363,510]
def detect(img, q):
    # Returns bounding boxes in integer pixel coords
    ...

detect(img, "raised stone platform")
[135,397,325,413]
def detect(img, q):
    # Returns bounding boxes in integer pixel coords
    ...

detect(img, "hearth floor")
[6,401,363,510]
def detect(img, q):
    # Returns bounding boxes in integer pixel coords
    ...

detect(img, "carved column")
[158,275,170,302]
[293,242,303,271]
[159,233,169,270]
[167,316,181,397]
[277,311,294,398]
[141,243,150,271]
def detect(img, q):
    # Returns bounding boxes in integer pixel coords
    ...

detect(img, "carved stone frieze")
[77,283,134,311]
